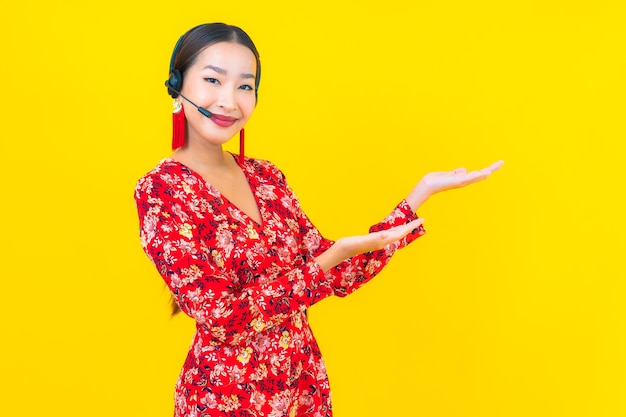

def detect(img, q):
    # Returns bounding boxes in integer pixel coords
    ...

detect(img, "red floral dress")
[134,156,425,417]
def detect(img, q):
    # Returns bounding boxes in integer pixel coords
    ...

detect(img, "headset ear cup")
[166,69,182,98]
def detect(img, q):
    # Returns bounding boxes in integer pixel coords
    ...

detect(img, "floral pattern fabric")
[134,156,425,417]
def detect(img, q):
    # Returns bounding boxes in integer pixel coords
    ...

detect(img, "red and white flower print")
[135,156,424,416]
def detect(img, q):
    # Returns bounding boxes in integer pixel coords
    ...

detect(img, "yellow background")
[1,1,625,416]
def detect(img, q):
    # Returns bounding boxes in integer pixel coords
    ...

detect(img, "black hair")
[169,23,261,100]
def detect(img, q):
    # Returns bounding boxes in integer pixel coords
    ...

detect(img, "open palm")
[420,160,504,195]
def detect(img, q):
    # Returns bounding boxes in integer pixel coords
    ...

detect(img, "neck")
[173,139,230,173]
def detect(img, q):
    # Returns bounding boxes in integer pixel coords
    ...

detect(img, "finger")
[399,218,424,231]
[485,160,504,172]
[464,161,504,183]
[396,219,425,238]
[409,218,425,228]
[477,160,504,178]
[382,219,424,241]
[458,169,492,186]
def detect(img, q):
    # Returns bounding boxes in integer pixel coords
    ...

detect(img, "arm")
[314,202,425,296]
[286,160,504,295]
[275,169,424,297]
[135,174,334,346]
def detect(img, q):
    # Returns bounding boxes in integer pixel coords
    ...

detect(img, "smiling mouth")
[210,114,237,127]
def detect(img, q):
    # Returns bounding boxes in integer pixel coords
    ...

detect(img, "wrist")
[406,182,431,211]
[332,238,354,260]
[315,239,351,273]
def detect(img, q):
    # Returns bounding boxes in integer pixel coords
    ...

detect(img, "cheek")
[182,104,204,130]
[189,86,214,104]
[239,96,257,118]
[181,98,211,128]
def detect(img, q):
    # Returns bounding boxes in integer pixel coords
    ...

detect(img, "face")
[180,41,257,147]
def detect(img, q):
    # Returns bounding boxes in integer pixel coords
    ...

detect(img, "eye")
[203,77,220,85]
[239,84,254,91]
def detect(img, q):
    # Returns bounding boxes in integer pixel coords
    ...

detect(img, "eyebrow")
[203,65,255,80]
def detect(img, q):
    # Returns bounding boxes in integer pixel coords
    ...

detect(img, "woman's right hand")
[315,218,424,272]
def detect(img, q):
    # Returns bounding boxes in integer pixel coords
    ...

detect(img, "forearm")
[405,181,431,212]
[315,197,425,273]
[315,240,351,273]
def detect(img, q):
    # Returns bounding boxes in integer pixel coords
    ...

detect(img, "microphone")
[165,79,245,165]
[165,81,212,118]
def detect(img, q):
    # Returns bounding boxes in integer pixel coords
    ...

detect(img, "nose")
[215,85,237,112]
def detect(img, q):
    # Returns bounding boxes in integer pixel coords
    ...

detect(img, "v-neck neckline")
[163,155,264,229]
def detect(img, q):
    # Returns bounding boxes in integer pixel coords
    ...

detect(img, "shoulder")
[243,156,287,185]
[135,159,173,200]
[135,159,204,200]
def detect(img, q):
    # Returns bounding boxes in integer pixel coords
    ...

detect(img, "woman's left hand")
[406,160,504,211]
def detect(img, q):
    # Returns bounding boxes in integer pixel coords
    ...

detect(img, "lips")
[210,113,238,128]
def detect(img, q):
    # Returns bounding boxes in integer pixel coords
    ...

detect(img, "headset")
[164,24,260,161]
[164,24,261,104]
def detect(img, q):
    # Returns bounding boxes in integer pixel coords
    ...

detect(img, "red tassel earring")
[239,128,245,165]
[172,99,186,150]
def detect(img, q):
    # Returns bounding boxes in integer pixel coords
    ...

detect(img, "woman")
[135,23,502,417]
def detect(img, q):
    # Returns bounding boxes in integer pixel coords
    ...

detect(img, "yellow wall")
[1,1,625,416]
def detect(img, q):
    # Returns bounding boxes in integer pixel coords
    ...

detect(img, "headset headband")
[165,24,260,100]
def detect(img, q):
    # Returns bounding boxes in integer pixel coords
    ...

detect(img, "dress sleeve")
[281,174,425,298]
[134,174,334,346]
[329,199,425,297]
